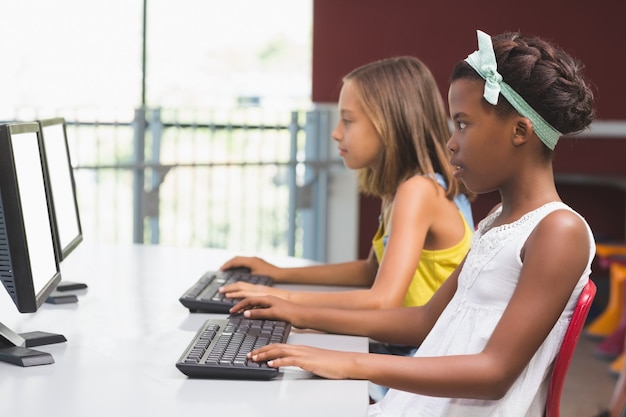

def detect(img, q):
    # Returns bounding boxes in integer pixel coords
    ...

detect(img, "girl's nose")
[331,123,341,142]
[446,134,457,153]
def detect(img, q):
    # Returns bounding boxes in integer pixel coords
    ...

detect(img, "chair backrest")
[545,279,597,417]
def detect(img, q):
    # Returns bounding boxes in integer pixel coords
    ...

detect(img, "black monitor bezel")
[37,117,83,261]
[0,122,61,313]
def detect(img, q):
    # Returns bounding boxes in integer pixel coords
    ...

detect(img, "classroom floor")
[562,335,616,416]
[562,272,618,417]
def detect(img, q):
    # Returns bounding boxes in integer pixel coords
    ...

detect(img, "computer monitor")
[37,118,87,297]
[38,118,83,261]
[0,122,67,367]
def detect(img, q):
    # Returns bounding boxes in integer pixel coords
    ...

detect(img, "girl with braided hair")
[231,30,596,416]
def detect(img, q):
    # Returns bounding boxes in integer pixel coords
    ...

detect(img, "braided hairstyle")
[451,32,595,147]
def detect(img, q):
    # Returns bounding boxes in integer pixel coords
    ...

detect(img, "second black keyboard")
[179,268,274,313]
[176,315,291,379]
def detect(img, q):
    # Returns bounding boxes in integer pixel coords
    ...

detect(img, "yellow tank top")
[372,212,472,307]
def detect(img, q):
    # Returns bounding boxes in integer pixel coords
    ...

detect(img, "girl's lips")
[450,159,463,177]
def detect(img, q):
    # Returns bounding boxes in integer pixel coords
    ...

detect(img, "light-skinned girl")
[220,56,474,311]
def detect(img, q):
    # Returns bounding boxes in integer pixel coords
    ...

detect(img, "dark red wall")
[312,0,626,258]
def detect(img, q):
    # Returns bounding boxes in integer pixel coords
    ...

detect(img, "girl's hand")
[219,282,289,300]
[220,256,281,278]
[229,295,300,323]
[248,343,361,380]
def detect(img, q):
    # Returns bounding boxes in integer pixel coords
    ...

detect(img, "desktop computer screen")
[0,122,67,366]
[37,118,83,261]
[37,118,87,298]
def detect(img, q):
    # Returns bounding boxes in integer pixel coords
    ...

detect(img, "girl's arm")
[248,209,592,400]
[221,254,378,287]
[223,176,460,309]
[231,264,461,347]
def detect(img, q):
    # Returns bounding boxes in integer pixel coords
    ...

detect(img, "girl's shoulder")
[403,172,453,195]
[533,203,593,240]
[396,174,442,197]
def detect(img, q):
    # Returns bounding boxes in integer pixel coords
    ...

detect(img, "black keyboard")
[179,268,274,313]
[176,315,291,379]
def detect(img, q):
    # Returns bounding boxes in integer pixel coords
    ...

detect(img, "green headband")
[465,30,562,150]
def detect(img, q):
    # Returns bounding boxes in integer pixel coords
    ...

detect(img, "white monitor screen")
[40,122,81,257]
[11,130,58,296]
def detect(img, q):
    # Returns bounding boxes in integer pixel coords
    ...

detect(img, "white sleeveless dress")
[368,202,595,417]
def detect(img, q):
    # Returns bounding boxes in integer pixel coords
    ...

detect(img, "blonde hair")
[345,56,470,202]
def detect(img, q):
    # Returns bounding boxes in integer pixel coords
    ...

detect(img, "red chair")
[545,279,597,417]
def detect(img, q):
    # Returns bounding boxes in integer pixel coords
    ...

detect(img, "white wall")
[314,103,360,264]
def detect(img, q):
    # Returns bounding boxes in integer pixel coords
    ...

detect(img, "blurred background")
[0,0,353,264]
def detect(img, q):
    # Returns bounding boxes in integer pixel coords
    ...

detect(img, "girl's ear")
[512,118,533,146]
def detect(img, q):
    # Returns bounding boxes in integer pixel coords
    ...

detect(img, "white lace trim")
[461,201,565,293]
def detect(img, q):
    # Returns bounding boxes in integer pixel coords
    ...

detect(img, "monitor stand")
[56,281,88,292]
[0,321,66,367]
[45,281,88,305]
[46,292,78,304]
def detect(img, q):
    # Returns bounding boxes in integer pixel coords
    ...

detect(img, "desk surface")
[0,244,368,417]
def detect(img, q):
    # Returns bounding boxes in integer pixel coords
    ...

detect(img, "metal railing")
[60,106,338,260]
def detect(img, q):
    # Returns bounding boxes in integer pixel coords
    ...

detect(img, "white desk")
[0,244,369,417]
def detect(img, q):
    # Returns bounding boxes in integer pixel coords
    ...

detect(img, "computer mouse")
[225,266,252,274]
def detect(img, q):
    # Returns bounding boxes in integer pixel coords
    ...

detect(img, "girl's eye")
[457,121,467,131]
[342,119,352,126]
